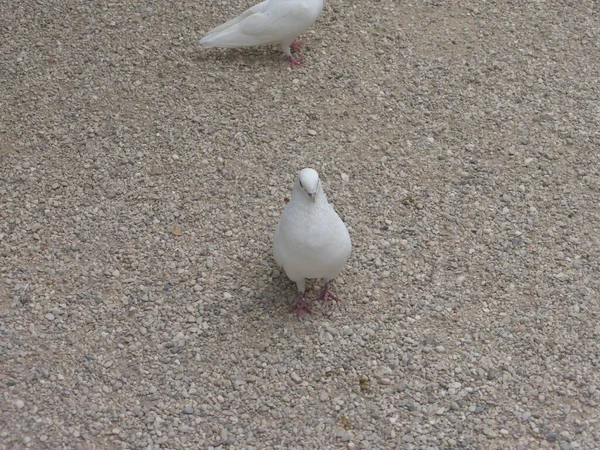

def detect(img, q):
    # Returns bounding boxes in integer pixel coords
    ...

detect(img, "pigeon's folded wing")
[201,5,300,48]
[240,11,296,38]
[201,1,267,42]
[273,224,284,267]
[201,13,295,47]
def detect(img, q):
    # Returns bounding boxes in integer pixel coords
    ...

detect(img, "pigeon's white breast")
[274,200,351,282]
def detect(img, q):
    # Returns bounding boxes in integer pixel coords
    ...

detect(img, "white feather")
[273,168,351,294]
[200,0,323,57]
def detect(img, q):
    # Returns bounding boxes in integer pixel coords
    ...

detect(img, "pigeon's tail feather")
[200,1,267,47]
[200,27,268,49]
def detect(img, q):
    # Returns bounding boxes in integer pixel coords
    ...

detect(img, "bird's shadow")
[247,257,346,322]
[251,259,297,319]
[193,47,292,70]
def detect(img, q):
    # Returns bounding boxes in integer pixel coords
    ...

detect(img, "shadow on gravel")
[192,47,288,69]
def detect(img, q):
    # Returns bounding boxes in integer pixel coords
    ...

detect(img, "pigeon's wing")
[200,1,268,46]
[273,214,305,278]
[273,223,284,267]
[200,1,308,48]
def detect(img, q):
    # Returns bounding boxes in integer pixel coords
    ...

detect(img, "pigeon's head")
[297,168,320,202]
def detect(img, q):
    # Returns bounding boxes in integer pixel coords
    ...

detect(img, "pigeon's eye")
[299,180,303,188]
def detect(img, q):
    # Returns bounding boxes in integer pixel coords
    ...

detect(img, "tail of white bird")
[200,1,269,49]
[200,28,260,49]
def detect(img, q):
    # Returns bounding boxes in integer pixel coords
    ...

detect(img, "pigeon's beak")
[308,191,316,202]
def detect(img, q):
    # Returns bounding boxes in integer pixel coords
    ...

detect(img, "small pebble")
[483,427,498,438]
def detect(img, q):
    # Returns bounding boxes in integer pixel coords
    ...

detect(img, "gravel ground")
[1,0,599,449]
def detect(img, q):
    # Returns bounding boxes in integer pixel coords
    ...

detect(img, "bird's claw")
[285,55,305,67]
[318,285,341,303]
[289,295,312,318]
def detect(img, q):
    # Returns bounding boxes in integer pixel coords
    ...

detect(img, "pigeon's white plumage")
[273,168,351,317]
[200,0,323,64]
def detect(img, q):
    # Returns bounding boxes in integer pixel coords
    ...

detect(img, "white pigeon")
[273,168,352,317]
[199,0,324,66]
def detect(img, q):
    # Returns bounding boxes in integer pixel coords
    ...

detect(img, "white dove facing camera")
[199,0,324,66]
[273,168,352,318]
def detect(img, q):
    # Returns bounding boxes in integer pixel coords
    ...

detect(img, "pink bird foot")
[318,283,341,303]
[289,293,312,318]
[290,41,305,53]
[285,55,305,67]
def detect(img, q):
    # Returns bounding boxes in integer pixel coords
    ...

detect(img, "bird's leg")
[284,55,305,68]
[289,292,312,318]
[317,282,341,303]
[290,41,305,53]
[281,44,305,67]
